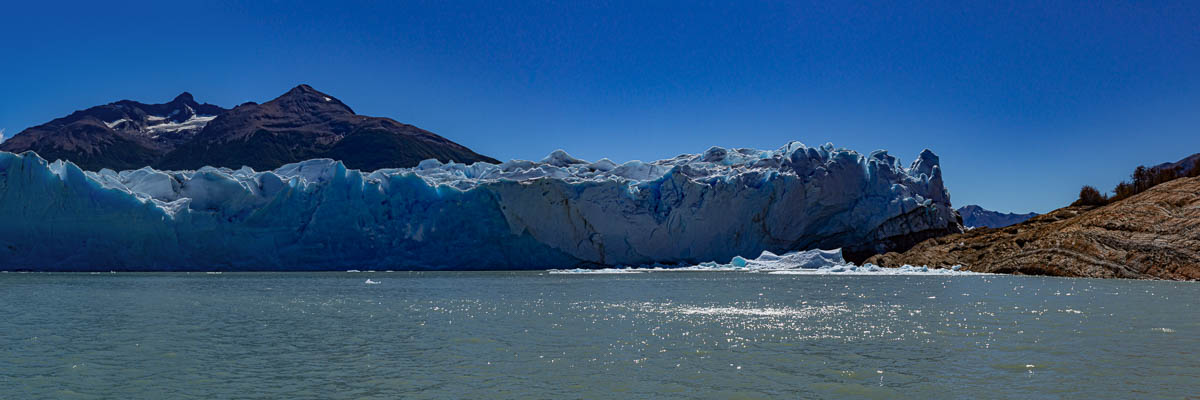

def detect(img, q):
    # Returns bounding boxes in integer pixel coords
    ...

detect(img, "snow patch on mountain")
[144,114,217,136]
[103,113,218,138]
[104,119,131,129]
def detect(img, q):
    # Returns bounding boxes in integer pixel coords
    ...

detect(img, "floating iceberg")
[0,141,960,271]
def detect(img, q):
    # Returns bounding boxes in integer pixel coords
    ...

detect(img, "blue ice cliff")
[0,142,961,270]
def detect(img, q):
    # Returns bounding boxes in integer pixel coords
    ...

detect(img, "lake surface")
[1,272,1195,399]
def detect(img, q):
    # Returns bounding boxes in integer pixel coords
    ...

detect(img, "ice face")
[0,141,960,271]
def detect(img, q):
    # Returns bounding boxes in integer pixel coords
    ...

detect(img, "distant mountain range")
[0,85,498,171]
[956,205,1038,228]
[1152,152,1200,175]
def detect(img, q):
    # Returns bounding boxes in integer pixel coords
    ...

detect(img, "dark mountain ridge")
[956,205,1038,228]
[1,85,498,171]
[0,93,227,170]
[1152,152,1200,175]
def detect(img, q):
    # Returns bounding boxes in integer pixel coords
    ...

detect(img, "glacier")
[0,141,960,271]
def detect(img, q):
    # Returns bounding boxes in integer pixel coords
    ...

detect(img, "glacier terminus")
[0,142,961,271]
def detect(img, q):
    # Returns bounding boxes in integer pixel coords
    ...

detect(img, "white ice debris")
[550,248,981,275]
[0,141,958,271]
[547,268,645,274]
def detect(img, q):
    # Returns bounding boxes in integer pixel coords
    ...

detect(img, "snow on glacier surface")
[0,141,958,271]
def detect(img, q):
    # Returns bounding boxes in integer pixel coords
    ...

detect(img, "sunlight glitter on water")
[0,272,1195,399]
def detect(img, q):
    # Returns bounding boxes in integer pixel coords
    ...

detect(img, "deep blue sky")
[2,1,1198,213]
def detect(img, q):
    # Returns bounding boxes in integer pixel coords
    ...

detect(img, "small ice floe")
[365,279,381,285]
[346,269,362,273]
[1152,327,1176,333]
[205,271,222,275]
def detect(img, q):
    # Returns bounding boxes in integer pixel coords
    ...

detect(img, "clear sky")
[2,1,1198,213]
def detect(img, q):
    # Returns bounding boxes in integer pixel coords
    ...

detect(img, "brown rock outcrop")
[866,176,1200,280]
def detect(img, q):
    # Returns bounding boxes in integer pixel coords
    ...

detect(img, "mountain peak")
[286,84,317,95]
[172,92,195,103]
[271,84,354,114]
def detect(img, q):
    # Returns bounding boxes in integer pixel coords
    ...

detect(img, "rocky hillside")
[867,176,1200,280]
[1,85,497,171]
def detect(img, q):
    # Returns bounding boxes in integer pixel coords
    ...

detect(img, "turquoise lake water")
[1,272,1195,399]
